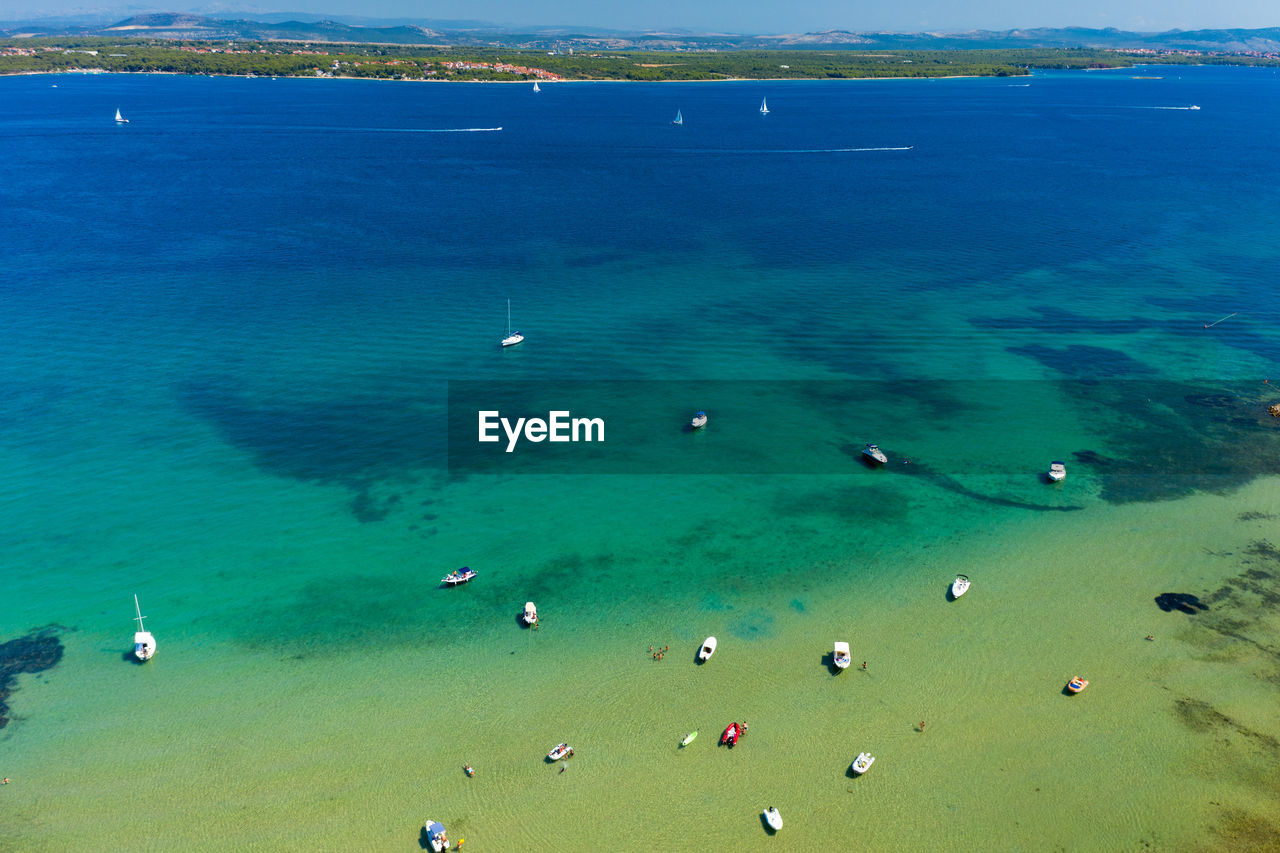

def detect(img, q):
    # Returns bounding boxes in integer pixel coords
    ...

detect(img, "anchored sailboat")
[132,595,155,661]
[501,299,523,347]
[760,98,769,115]
[115,108,129,124]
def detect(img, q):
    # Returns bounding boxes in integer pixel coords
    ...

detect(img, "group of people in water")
[650,644,669,660]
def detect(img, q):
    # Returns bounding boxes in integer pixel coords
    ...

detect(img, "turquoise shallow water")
[2,67,1280,850]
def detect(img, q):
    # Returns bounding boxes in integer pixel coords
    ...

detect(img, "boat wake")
[359,126,504,132]
[258,126,504,133]
[675,146,913,155]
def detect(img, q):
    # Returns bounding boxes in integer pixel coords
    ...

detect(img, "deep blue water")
[3,67,1280,493]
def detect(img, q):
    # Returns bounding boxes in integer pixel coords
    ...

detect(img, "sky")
[9,0,1279,32]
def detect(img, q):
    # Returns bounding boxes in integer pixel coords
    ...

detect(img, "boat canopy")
[426,822,445,834]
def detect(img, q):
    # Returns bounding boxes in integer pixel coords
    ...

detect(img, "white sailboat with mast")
[671,109,683,126]
[533,80,541,92]
[132,594,155,661]
[115,108,129,124]
[501,299,523,347]
[759,98,769,115]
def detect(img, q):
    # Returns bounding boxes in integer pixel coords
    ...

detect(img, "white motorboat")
[441,567,476,586]
[851,752,875,775]
[423,819,449,852]
[833,641,851,670]
[691,411,707,429]
[547,742,573,761]
[132,594,155,661]
[523,601,538,626]
[698,636,717,661]
[862,443,887,465]
[501,299,523,347]
[1048,461,1066,482]
[763,806,783,831]
[951,574,970,599]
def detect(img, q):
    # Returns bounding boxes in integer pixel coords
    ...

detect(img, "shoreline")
[3,67,1051,83]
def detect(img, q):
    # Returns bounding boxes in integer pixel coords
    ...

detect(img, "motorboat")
[1048,461,1066,482]
[862,443,887,465]
[721,722,740,746]
[548,742,574,761]
[691,411,708,429]
[441,567,476,586]
[132,595,155,662]
[698,636,717,661]
[951,574,970,599]
[523,601,538,626]
[763,806,783,831]
[1067,676,1089,694]
[680,730,698,747]
[423,819,449,852]
[833,641,851,670]
[851,752,875,775]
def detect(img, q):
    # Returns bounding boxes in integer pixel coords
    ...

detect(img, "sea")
[2,66,1279,851]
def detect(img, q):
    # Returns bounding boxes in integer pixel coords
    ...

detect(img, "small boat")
[862,443,887,465]
[680,730,698,747]
[851,752,875,775]
[672,109,683,126]
[763,806,783,831]
[423,819,449,852]
[1048,461,1066,482]
[1189,104,1200,110]
[548,742,574,761]
[441,567,476,586]
[759,98,769,115]
[132,594,155,661]
[721,722,740,746]
[833,641,851,670]
[533,80,541,92]
[691,411,708,429]
[523,601,538,626]
[951,574,970,599]
[1067,676,1089,694]
[115,108,129,124]
[501,299,523,347]
[698,636,717,661]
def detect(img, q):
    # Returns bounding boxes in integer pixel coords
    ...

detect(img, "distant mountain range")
[3,12,1279,54]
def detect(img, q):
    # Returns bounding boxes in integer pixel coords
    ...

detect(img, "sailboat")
[671,109,683,126]
[132,594,155,661]
[533,80,541,92]
[115,108,129,124]
[760,98,769,115]
[501,300,523,347]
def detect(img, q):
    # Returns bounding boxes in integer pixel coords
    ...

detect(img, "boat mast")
[134,594,145,631]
